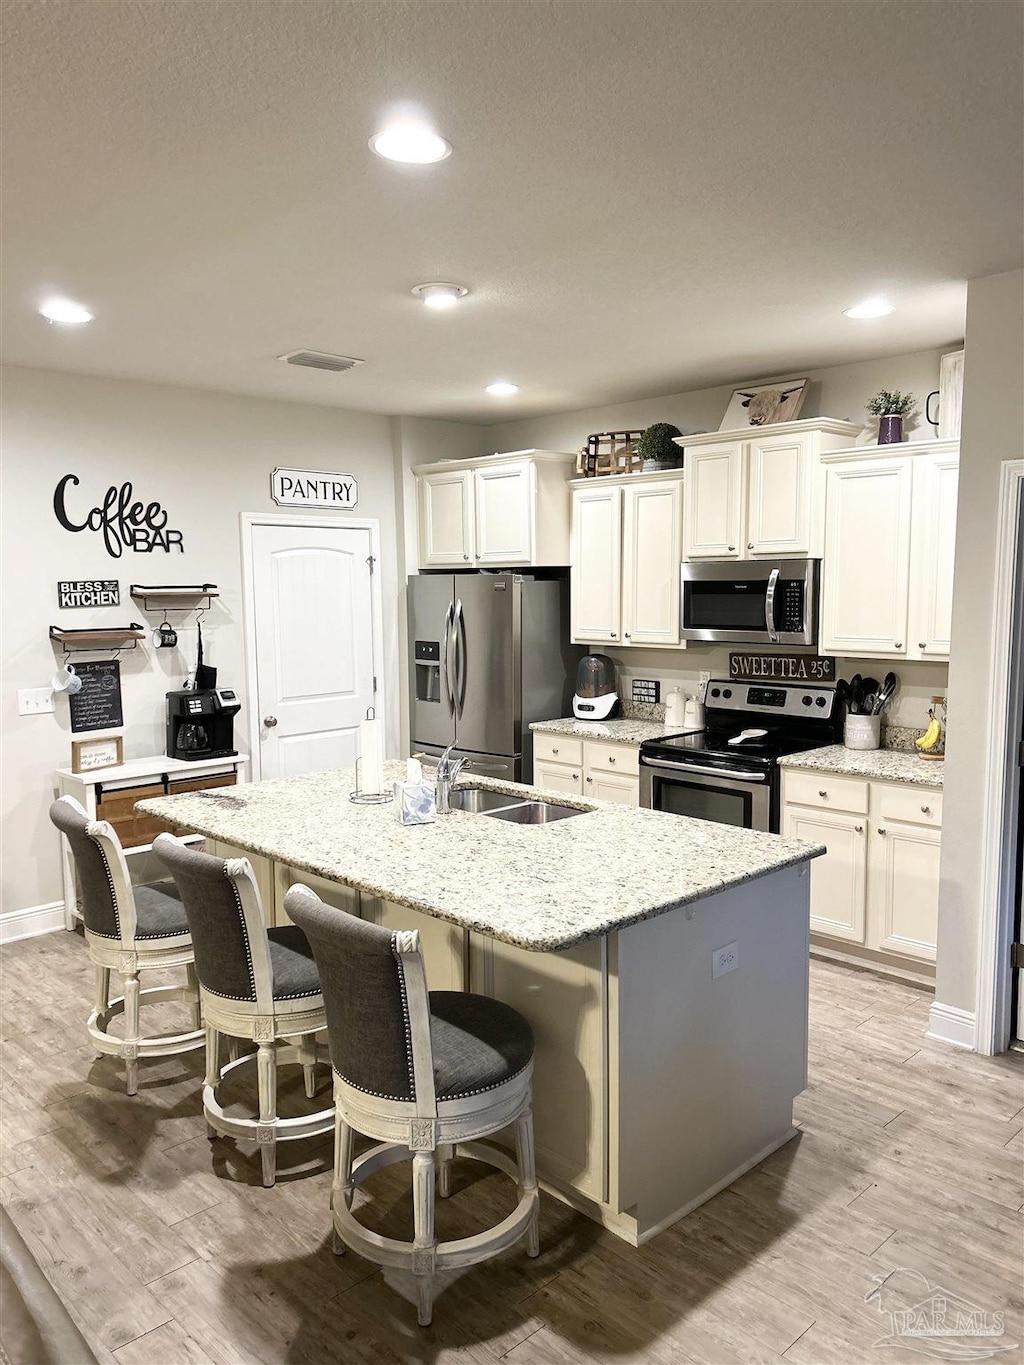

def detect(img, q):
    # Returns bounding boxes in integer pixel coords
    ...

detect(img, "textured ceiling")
[1,0,1021,421]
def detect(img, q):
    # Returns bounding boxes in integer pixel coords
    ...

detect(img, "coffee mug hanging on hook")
[153,620,177,649]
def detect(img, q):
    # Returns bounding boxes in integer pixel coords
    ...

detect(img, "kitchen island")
[139,766,823,1245]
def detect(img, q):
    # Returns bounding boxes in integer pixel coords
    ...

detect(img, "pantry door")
[243,516,382,780]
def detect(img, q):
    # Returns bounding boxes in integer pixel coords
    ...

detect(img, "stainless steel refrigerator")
[408,572,575,782]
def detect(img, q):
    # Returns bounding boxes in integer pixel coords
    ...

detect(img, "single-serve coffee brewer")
[166,688,241,761]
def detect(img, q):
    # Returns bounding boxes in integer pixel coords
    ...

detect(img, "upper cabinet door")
[622,480,683,647]
[822,458,913,657]
[571,484,622,644]
[746,433,813,556]
[419,470,474,566]
[474,461,535,565]
[682,444,744,559]
[912,453,959,658]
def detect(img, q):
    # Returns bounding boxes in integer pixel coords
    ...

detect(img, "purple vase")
[877,415,903,444]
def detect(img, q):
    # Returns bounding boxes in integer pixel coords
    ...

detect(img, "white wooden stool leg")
[412,1150,437,1327]
[515,1108,540,1258]
[185,961,201,1030]
[95,966,110,1016]
[437,1143,454,1198]
[299,1032,317,1099]
[205,1027,220,1139]
[228,1038,242,1063]
[123,970,141,1096]
[256,1041,277,1188]
[331,1114,354,1255]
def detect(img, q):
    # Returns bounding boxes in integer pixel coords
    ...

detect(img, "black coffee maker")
[166,688,241,761]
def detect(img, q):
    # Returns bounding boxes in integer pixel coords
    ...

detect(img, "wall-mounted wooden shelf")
[49,624,147,652]
[129,584,219,612]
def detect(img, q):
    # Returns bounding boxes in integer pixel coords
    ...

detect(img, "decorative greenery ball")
[866,390,915,418]
[637,423,683,463]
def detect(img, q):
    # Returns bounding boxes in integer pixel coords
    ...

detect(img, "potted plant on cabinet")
[866,390,915,444]
[637,422,683,471]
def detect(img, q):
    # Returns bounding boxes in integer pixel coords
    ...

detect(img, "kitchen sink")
[482,799,584,824]
[447,785,522,813]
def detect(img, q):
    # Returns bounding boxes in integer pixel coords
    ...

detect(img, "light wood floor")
[2,930,1022,1365]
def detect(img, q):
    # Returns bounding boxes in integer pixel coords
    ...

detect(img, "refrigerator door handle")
[454,598,467,717]
[442,601,455,716]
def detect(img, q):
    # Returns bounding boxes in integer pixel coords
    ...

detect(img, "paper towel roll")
[358,719,384,794]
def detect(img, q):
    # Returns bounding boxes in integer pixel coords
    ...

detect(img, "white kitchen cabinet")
[533,757,584,796]
[533,732,641,807]
[622,478,683,646]
[571,483,623,644]
[418,468,475,566]
[415,450,574,569]
[585,769,640,804]
[681,419,861,561]
[821,438,960,662]
[782,770,941,977]
[571,469,684,649]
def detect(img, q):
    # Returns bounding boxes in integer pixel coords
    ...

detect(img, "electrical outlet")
[712,941,739,978]
[18,687,55,716]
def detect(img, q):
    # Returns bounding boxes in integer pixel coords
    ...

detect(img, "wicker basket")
[575,430,645,477]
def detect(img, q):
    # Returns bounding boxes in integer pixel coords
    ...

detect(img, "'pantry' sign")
[271,468,358,510]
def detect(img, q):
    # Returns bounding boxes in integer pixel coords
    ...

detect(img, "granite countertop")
[138,764,823,952]
[530,716,693,745]
[779,745,945,789]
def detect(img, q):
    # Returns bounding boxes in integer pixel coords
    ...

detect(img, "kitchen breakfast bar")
[139,766,823,1246]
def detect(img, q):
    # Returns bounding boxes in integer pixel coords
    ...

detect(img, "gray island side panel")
[138,765,823,952]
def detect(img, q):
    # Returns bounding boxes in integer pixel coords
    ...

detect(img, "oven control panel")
[705,680,835,719]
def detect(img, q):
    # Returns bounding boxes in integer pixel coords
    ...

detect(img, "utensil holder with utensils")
[844,713,882,750]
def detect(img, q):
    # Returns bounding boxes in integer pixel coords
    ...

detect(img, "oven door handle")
[764,567,781,643]
[641,757,767,783]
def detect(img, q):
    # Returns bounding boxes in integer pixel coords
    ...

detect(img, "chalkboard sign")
[69,660,124,733]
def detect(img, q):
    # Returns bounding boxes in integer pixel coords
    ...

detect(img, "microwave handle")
[764,567,781,643]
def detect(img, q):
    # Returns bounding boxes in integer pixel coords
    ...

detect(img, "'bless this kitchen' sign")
[271,468,358,510]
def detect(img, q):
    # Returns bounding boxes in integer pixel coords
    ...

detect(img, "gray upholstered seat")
[133,881,190,939]
[267,926,322,1000]
[429,992,533,1100]
[47,796,203,1096]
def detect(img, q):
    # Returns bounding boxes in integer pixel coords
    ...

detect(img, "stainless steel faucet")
[435,743,471,814]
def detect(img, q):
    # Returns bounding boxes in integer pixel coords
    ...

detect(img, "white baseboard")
[0,901,65,944]
[927,1000,977,1050]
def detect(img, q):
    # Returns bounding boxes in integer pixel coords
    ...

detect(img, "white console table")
[55,753,249,929]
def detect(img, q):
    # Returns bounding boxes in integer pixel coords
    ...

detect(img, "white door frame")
[240,512,386,783]
[975,461,1024,1054]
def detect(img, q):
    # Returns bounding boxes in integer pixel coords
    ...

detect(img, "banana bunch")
[915,708,943,753]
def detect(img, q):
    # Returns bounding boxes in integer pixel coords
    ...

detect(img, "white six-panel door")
[249,522,377,779]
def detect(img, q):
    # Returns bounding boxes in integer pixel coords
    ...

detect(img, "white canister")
[664,688,686,727]
[844,713,881,751]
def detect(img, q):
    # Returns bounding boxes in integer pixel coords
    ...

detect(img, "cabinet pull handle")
[920,805,930,814]
[855,825,864,833]
[818,789,828,798]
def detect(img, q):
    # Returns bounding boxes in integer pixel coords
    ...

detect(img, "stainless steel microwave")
[679,558,820,646]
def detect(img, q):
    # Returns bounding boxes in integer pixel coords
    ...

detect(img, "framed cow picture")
[719,378,809,431]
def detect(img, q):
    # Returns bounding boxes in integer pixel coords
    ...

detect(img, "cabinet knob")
[921,805,930,814]
[624,632,631,639]
[878,827,887,835]
[855,825,864,833]
[919,642,927,650]
[463,553,470,561]
[818,789,828,798]
[586,776,593,783]
[728,544,736,552]
[263,716,278,728]
[572,772,579,780]
[552,747,559,755]
[609,756,616,764]
[747,542,754,550]
[894,642,903,649]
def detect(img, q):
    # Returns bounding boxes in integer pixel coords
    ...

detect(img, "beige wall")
[936,269,1024,1017]
[485,347,957,456]
[0,366,406,916]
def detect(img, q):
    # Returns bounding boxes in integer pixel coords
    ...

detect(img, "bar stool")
[152,835,333,1187]
[283,882,540,1328]
[48,796,204,1095]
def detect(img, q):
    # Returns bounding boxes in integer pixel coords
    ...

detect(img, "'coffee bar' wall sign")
[57,580,120,608]
[53,475,185,557]
[271,468,358,510]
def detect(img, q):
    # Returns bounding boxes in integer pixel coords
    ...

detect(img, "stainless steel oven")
[680,558,819,646]
[639,759,772,830]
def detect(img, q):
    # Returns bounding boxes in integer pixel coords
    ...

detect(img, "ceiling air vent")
[278,350,364,373]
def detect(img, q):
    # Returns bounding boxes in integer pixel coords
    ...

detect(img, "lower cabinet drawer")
[783,770,868,814]
[875,784,942,827]
[584,740,639,776]
[534,733,583,766]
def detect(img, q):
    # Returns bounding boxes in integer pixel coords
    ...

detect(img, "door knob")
[263,716,278,728]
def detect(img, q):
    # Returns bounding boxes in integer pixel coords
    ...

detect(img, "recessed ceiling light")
[39,296,93,325]
[843,297,895,319]
[485,381,519,396]
[369,122,451,164]
[411,282,468,310]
